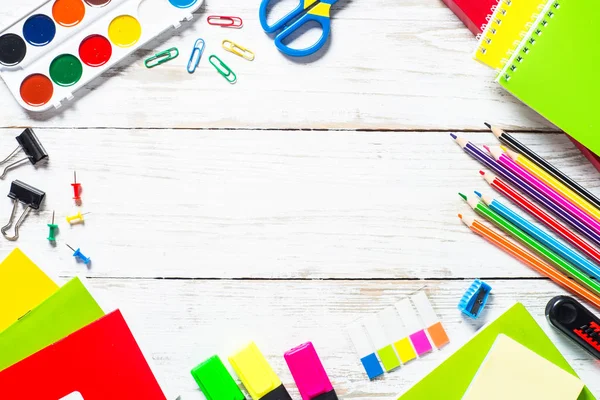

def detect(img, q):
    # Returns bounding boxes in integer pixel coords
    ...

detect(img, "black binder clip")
[2,180,45,241]
[0,128,48,179]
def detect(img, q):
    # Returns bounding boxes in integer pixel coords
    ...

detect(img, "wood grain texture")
[83,278,600,399]
[2,128,596,279]
[0,0,554,130]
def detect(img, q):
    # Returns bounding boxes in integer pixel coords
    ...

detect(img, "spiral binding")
[502,1,561,82]
[477,0,511,55]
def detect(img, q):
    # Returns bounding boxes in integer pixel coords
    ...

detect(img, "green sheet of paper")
[397,303,595,400]
[0,276,104,371]
[497,0,600,155]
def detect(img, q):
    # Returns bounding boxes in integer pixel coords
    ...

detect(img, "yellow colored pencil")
[502,146,600,224]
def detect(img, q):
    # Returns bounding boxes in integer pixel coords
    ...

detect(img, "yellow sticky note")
[229,342,281,400]
[463,334,584,400]
[0,248,58,332]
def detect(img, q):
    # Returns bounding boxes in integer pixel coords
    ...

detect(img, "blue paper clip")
[458,279,492,319]
[187,39,205,74]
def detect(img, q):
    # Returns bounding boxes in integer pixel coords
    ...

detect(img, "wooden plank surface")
[1,0,554,130]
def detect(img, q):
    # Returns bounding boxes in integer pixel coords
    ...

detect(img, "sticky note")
[0,248,59,332]
[379,307,417,364]
[229,342,291,400]
[191,355,244,400]
[347,322,384,380]
[411,291,450,349]
[396,298,432,356]
[363,315,400,372]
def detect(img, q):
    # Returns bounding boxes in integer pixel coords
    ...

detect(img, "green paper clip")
[191,355,245,400]
[145,47,179,69]
[209,55,237,84]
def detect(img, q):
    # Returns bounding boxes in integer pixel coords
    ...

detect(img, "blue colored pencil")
[451,134,600,247]
[477,191,600,281]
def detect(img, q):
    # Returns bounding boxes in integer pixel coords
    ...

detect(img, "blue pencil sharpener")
[458,279,492,319]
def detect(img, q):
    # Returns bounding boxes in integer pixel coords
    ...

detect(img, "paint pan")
[0,0,204,111]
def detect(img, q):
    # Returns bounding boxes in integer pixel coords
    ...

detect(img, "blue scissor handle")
[259,0,308,33]
[274,14,331,57]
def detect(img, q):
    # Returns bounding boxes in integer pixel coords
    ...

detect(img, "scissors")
[259,0,338,57]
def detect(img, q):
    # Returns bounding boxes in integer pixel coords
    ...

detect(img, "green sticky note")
[191,355,245,400]
[0,277,104,372]
[377,345,400,372]
[397,303,595,400]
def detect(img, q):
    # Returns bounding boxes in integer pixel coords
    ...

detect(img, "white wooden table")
[1,0,600,398]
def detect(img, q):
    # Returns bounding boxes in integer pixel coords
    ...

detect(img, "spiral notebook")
[474,0,547,70]
[497,0,600,156]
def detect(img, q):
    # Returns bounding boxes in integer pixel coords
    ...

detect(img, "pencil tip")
[458,213,463,219]
[450,133,457,140]
[474,191,482,198]
[484,122,491,129]
[483,145,490,152]
[479,170,485,176]
[458,192,467,200]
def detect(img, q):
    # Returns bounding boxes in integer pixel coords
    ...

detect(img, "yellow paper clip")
[222,40,255,61]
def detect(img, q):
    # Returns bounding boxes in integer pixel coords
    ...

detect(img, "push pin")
[2,180,45,241]
[71,171,82,205]
[66,211,90,225]
[47,211,58,242]
[0,128,48,179]
[66,244,91,265]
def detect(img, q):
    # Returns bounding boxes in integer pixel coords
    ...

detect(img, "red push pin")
[71,171,82,205]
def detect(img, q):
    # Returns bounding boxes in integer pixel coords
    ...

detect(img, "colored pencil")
[451,134,600,245]
[476,191,600,281]
[480,170,600,261]
[486,123,600,209]
[459,193,600,295]
[486,146,600,237]
[503,147,600,223]
[459,214,600,309]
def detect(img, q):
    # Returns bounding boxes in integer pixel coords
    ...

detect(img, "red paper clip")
[207,15,243,28]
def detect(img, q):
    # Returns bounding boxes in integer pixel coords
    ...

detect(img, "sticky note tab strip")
[395,298,432,356]
[347,322,384,380]
[411,291,450,349]
[379,307,417,364]
[363,315,400,372]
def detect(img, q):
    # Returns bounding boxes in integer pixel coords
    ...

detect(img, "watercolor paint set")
[0,0,204,112]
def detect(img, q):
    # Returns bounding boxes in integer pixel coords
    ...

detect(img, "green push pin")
[191,355,245,400]
[47,211,58,242]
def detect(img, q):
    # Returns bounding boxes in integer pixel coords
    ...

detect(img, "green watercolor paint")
[49,54,83,87]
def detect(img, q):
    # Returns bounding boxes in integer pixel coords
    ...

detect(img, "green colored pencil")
[459,192,600,295]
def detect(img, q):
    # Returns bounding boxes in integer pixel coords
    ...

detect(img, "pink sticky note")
[409,330,433,355]
[284,342,336,400]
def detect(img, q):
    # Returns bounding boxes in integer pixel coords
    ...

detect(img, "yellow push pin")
[66,211,90,225]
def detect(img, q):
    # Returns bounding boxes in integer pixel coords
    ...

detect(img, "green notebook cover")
[397,303,595,400]
[497,0,600,155]
[0,276,104,372]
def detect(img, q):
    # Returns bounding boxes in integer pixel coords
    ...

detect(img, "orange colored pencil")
[459,213,600,309]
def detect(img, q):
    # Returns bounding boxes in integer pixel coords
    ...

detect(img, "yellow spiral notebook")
[497,0,600,156]
[473,0,547,70]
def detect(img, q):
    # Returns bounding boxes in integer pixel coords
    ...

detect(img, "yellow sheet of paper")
[0,248,59,332]
[462,334,584,400]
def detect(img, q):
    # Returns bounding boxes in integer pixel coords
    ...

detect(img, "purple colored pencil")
[488,146,600,237]
[451,134,600,247]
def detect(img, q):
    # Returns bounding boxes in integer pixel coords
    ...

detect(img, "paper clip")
[0,128,48,179]
[207,15,243,28]
[2,180,45,241]
[145,47,179,69]
[222,40,255,61]
[209,55,237,84]
[187,39,205,74]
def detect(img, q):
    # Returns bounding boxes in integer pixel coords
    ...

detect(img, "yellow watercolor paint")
[394,337,417,364]
[108,15,142,48]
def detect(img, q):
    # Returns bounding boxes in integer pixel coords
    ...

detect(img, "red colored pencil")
[480,170,600,266]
